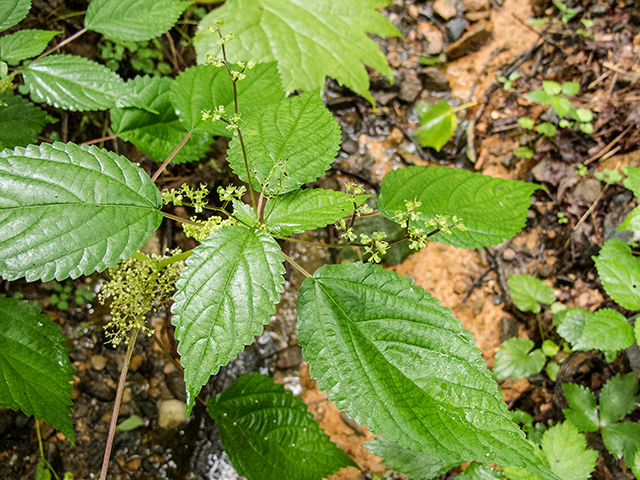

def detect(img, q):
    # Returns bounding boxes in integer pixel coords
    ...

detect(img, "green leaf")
[602,423,640,466]
[414,101,457,152]
[110,75,211,164]
[170,63,285,136]
[0,0,30,32]
[623,166,640,198]
[297,262,549,475]
[194,0,400,104]
[599,373,639,426]
[85,0,190,42]
[172,226,285,414]
[593,239,640,310]
[540,422,597,480]
[263,189,367,236]
[537,123,556,137]
[561,383,599,432]
[116,415,145,431]
[36,461,51,480]
[574,108,592,123]
[365,436,462,480]
[518,117,535,130]
[231,199,258,228]
[572,308,634,353]
[378,166,541,249]
[0,30,60,63]
[553,308,589,345]
[526,90,548,104]
[493,338,546,380]
[503,466,544,480]
[579,123,593,134]
[542,81,562,96]
[634,446,640,479]
[561,82,580,96]
[458,463,506,480]
[207,373,356,480]
[22,54,134,111]
[514,147,534,158]
[508,275,554,313]
[548,96,572,118]
[226,90,341,195]
[541,340,559,357]
[0,295,74,442]
[0,91,55,148]
[545,361,559,381]
[0,142,162,282]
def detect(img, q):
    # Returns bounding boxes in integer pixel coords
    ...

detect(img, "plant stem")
[36,28,87,60]
[161,211,202,226]
[99,326,141,480]
[82,134,117,145]
[154,250,193,269]
[152,131,192,182]
[281,251,311,278]
[536,312,546,341]
[35,421,62,480]
[452,101,479,113]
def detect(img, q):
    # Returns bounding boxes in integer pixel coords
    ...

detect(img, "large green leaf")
[618,166,640,229]
[508,275,554,314]
[599,373,639,427]
[226,90,341,195]
[297,262,552,476]
[593,239,640,310]
[0,0,30,32]
[561,383,599,432]
[414,101,457,152]
[194,0,400,104]
[0,91,55,148]
[0,142,162,282]
[458,463,506,480]
[207,373,356,480]
[0,295,74,442]
[263,189,367,236]
[0,29,60,63]
[111,75,211,164]
[493,338,546,380]
[539,423,597,480]
[572,308,634,353]
[85,0,190,42]
[602,422,640,466]
[365,436,462,480]
[170,62,285,136]
[171,226,285,414]
[378,166,541,249]
[22,54,137,111]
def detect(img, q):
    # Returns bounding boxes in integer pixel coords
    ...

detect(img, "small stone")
[419,67,450,91]
[473,294,485,316]
[454,280,467,294]
[129,353,144,372]
[447,18,468,42]
[276,346,303,370]
[547,230,556,239]
[463,0,489,12]
[590,4,608,17]
[125,458,141,471]
[539,264,554,278]
[433,0,458,20]
[398,74,423,103]
[91,355,108,371]
[502,248,517,261]
[383,128,404,149]
[445,20,493,60]
[158,399,186,428]
[418,23,444,54]
[569,178,602,205]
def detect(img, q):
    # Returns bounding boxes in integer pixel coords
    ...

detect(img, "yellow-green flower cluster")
[359,231,389,263]
[393,199,423,228]
[202,105,225,122]
[226,113,242,131]
[183,216,235,242]
[162,184,210,213]
[217,184,246,202]
[337,219,356,242]
[425,214,467,235]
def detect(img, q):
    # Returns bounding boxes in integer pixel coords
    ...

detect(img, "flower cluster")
[217,184,246,202]
[183,216,235,242]
[359,231,389,263]
[162,184,210,213]
[201,105,225,123]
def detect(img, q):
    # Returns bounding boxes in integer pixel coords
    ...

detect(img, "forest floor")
[1,0,640,479]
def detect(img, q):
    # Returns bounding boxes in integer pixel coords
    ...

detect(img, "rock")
[499,317,519,343]
[383,128,404,149]
[129,353,144,372]
[463,0,489,11]
[158,399,186,428]
[447,18,468,42]
[418,23,444,54]
[569,178,602,205]
[398,74,423,102]
[91,355,108,371]
[530,159,571,187]
[419,66,450,91]
[466,11,491,22]
[454,280,467,294]
[372,91,397,106]
[445,21,493,60]
[590,4,608,17]
[502,248,517,261]
[433,0,458,20]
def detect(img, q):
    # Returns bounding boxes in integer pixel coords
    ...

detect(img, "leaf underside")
[414,101,457,152]
[593,239,640,310]
[0,142,162,282]
[0,91,54,148]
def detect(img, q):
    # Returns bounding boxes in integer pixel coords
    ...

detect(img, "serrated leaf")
[600,373,639,426]
[593,239,640,310]
[493,338,546,380]
[194,0,400,104]
[365,436,462,480]
[231,199,258,227]
[170,63,285,136]
[619,207,640,231]
[508,275,554,314]
[226,90,341,195]
[171,226,285,414]
[414,101,457,152]
[540,423,597,480]
[602,422,640,466]
[458,463,506,480]
[297,262,551,476]
[111,75,211,164]
[0,29,60,63]
[263,189,367,236]
[572,308,634,353]
[0,142,162,282]
[208,373,356,480]
[85,0,190,42]
[553,308,589,345]
[561,383,599,432]
[378,166,541,249]
[0,295,74,442]
[0,0,30,32]
[503,466,545,480]
[0,91,55,148]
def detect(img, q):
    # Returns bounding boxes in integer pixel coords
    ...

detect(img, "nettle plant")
[0,0,570,479]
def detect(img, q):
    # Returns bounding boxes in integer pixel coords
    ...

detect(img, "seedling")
[498,71,521,91]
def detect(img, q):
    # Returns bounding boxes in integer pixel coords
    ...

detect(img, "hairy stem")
[36,28,87,60]
[152,131,192,182]
[281,251,311,278]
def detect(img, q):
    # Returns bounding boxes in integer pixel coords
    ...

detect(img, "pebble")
[454,280,467,294]
[158,399,186,428]
[398,74,423,102]
[91,355,108,371]
[447,18,468,42]
[502,248,517,261]
[463,0,489,12]
[418,23,444,54]
[419,66,450,91]
[129,353,144,372]
[445,20,492,60]
[433,0,458,20]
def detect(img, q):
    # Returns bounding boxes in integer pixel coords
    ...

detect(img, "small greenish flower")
[217,184,246,202]
[183,216,236,241]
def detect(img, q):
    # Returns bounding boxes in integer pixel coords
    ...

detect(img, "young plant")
[414,100,477,152]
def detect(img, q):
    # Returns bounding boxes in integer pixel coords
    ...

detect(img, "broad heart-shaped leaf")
[0,295,74,442]
[594,239,640,310]
[507,275,554,314]
[0,91,55,148]
[378,166,541,249]
[263,189,368,236]
[539,422,597,480]
[297,262,553,477]
[0,142,162,282]
[194,0,400,104]
[111,75,211,164]
[553,308,589,345]
[572,308,634,353]
[493,338,545,380]
[561,383,599,432]
[170,63,285,136]
[171,226,285,414]
[22,54,139,111]
[207,373,356,480]
[602,422,640,466]
[0,29,60,63]
[599,373,639,427]
[414,101,457,152]
[85,0,190,42]
[0,0,30,32]
[227,90,341,195]
[365,436,463,479]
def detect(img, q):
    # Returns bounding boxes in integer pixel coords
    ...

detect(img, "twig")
[468,47,505,102]
[281,251,312,278]
[151,131,191,181]
[511,13,562,49]
[82,134,117,145]
[574,184,608,232]
[36,28,87,60]
[456,266,493,306]
[584,124,632,165]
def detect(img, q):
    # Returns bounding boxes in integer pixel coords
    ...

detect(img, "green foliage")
[98,38,172,76]
[602,423,640,467]
[562,383,599,432]
[116,415,145,431]
[458,463,506,480]
[207,373,356,480]
[0,295,75,442]
[494,338,546,380]
[514,147,534,158]
[414,101,457,152]
[0,29,60,63]
[619,166,640,230]
[194,0,400,104]
[593,239,640,310]
[508,274,554,313]
[553,307,633,353]
[498,71,521,91]
[0,0,30,32]
[594,168,622,185]
[0,91,55,148]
